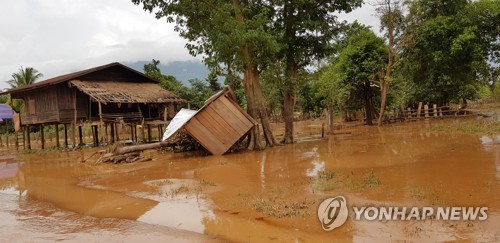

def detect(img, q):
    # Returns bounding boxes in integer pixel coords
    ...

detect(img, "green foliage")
[143,59,220,110]
[6,66,43,113]
[7,66,43,89]
[317,25,387,111]
[132,0,280,74]
[399,0,499,105]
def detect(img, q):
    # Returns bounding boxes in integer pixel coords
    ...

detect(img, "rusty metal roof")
[69,80,184,104]
[0,62,158,95]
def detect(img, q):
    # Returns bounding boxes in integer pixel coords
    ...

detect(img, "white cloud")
[0,0,197,89]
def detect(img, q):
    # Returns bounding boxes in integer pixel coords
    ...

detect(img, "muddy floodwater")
[0,119,499,242]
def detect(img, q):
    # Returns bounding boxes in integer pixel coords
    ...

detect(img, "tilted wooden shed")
[163,86,256,155]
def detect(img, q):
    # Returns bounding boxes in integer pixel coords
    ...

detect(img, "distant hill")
[126,60,211,86]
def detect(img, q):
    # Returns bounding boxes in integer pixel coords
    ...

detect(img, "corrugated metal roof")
[0,62,158,95]
[0,104,14,119]
[69,80,185,104]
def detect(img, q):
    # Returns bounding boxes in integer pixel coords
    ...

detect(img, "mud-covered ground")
[0,118,499,242]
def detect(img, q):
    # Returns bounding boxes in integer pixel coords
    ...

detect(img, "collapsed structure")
[162,86,257,155]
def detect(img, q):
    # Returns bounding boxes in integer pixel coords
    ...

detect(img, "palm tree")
[7,66,43,89]
[6,67,43,113]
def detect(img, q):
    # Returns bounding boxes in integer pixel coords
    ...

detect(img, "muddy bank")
[0,119,499,242]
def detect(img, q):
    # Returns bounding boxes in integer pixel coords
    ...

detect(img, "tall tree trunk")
[233,0,277,149]
[378,0,395,126]
[282,89,295,144]
[378,81,389,125]
[364,81,373,125]
[243,65,278,149]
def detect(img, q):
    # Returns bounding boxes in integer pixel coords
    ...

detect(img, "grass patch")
[410,185,440,203]
[166,185,190,197]
[251,197,315,218]
[430,119,500,135]
[199,179,216,187]
[312,169,382,192]
[149,179,174,187]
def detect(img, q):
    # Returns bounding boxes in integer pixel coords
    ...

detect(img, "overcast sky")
[0,0,378,90]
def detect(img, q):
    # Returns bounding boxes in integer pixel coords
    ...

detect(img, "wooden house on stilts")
[0,62,184,149]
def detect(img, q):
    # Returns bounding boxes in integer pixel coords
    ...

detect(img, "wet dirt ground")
[0,118,499,242]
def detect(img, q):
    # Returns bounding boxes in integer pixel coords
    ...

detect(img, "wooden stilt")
[71,123,76,148]
[40,125,45,149]
[116,123,120,142]
[105,123,109,145]
[55,124,60,148]
[26,126,31,150]
[147,124,151,143]
[134,124,138,142]
[130,124,134,142]
[110,123,115,143]
[141,121,145,143]
[157,125,161,142]
[64,124,68,148]
[78,126,84,146]
[95,125,99,146]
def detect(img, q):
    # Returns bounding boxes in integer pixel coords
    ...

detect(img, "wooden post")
[157,125,162,142]
[26,125,31,150]
[110,123,115,143]
[407,108,412,118]
[130,124,134,142]
[116,123,120,142]
[121,123,125,142]
[71,123,76,148]
[417,102,423,118]
[134,124,138,142]
[439,108,443,117]
[424,104,429,118]
[433,104,438,118]
[147,124,151,143]
[105,123,109,145]
[95,125,99,146]
[55,124,60,148]
[321,123,325,138]
[78,126,84,146]
[40,125,45,149]
[64,124,68,148]
[141,122,145,143]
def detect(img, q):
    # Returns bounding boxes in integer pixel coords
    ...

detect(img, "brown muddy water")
[0,119,499,242]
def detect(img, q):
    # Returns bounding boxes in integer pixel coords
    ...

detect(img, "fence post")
[424,104,429,118]
[417,102,423,119]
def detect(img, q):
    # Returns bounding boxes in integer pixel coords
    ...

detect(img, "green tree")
[400,0,499,105]
[7,66,43,89]
[318,26,387,125]
[206,71,221,93]
[133,0,279,149]
[6,66,43,113]
[271,0,362,143]
[374,0,404,126]
[143,59,192,103]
